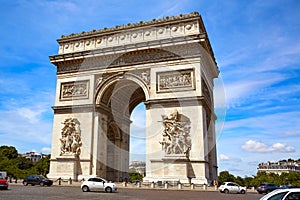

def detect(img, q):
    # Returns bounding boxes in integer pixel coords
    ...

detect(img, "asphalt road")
[1,184,264,200]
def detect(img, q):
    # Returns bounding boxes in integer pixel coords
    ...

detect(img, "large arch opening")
[129,103,146,174]
[96,76,147,181]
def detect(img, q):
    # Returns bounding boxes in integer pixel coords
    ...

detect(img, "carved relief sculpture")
[60,118,82,156]
[157,69,194,92]
[131,69,150,86]
[60,81,89,100]
[159,110,192,157]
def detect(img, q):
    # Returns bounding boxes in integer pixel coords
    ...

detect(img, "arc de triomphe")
[47,12,219,184]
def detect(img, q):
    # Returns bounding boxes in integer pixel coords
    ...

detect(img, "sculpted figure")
[159,110,191,156]
[59,118,82,156]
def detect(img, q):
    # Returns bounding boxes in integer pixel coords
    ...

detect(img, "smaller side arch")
[107,121,122,141]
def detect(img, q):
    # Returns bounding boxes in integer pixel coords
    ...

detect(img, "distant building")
[258,159,300,175]
[20,152,47,164]
[129,161,146,176]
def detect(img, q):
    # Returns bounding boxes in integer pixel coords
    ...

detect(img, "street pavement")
[1,182,264,200]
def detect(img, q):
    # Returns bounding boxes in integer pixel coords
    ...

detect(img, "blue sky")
[1,0,300,177]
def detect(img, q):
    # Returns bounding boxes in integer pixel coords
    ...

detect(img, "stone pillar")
[165,182,169,189]
[191,183,195,190]
[178,183,182,190]
[151,182,155,188]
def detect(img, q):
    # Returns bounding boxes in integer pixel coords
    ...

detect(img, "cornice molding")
[49,12,217,67]
[52,104,94,114]
[58,12,201,41]
[51,43,203,74]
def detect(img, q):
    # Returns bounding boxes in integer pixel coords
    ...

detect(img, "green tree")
[0,146,18,159]
[0,145,52,179]
[32,155,50,176]
[243,176,254,187]
[13,157,33,170]
[128,168,143,182]
[235,176,245,186]
[218,171,236,183]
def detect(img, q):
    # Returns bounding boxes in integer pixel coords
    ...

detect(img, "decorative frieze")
[59,118,82,156]
[53,43,202,74]
[131,69,150,86]
[56,12,202,54]
[157,69,195,92]
[60,80,89,100]
[109,48,180,67]
[202,79,212,106]
[159,110,192,157]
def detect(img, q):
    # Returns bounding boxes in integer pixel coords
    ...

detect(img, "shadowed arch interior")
[100,79,146,117]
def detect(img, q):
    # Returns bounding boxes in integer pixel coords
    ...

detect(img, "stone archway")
[94,75,147,182]
[47,12,219,184]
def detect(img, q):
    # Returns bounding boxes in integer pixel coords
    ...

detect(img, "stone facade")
[48,12,219,184]
[258,160,300,175]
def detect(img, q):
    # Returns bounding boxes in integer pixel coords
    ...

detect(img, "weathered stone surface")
[48,12,219,185]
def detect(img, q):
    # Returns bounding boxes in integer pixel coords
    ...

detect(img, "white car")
[81,177,117,193]
[219,182,247,194]
[259,188,300,200]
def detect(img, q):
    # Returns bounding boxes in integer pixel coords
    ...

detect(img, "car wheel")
[23,181,28,186]
[82,185,89,192]
[105,187,112,193]
[240,190,246,194]
[40,182,45,187]
[224,189,229,194]
[266,190,270,194]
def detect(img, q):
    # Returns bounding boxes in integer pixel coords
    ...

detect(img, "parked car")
[0,176,8,190]
[256,183,278,194]
[81,177,117,193]
[219,182,247,194]
[23,175,53,186]
[259,188,300,200]
[279,185,298,189]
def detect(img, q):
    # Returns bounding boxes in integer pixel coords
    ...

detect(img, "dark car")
[279,185,298,189]
[0,176,8,190]
[256,183,278,194]
[23,175,53,186]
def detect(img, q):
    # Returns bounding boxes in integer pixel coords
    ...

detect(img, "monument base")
[143,156,209,185]
[47,154,80,180]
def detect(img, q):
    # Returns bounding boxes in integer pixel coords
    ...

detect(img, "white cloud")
[219,154,230,161]
[223,73,287,108]
[281,131,300,136]
[242,140,295,153]
[15,107,46,124]
[41,147,51,153]
[223,111,300,135]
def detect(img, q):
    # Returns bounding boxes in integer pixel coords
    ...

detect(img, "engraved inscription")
[60,81,89,100]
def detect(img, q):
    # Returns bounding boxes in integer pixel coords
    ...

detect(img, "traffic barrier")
[178,183,182,190]
[151,182,155,188]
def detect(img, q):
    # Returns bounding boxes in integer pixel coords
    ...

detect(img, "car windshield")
[37,175,46,179]
[267,192,288,200]
[260,191,288,200]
